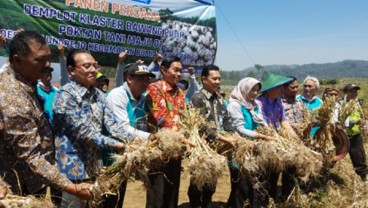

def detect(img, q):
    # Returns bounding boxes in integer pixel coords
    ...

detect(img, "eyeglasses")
[75,62,101,71]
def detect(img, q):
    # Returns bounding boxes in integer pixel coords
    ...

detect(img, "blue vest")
[37,86,57,123]
[296,94,323,112]
[103,91,147,166]
[126,92,147,130]
[296,95,322,138]
[229,105,259,169]
[241,106,259,131]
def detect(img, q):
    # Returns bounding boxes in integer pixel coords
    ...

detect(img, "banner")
[0,0,217,67]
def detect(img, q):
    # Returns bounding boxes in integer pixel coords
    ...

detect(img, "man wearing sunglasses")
[53,49,131,208]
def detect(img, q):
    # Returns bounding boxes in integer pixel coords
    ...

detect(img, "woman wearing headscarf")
[227,77,271,140]
[226,77,273,208]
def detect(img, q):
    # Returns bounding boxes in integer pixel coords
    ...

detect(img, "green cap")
[96,72,109,81]
[260,72,294,93]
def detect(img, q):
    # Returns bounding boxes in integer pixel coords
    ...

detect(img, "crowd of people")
[0,30,367,208]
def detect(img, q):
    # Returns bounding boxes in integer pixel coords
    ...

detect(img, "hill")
[244,60,368,79]
[221,60,368,86]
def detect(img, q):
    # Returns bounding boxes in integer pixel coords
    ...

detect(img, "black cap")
[343,84,361,92]
[125,63,155,78]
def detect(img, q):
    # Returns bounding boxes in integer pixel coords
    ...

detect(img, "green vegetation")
[320,79,338,85]
[244,60,368,80]
[219,60,368,86]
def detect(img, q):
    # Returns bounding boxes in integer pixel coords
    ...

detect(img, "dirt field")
[123,161,231,208]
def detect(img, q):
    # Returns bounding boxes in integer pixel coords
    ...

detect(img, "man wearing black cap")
[343,84,368,181]
[107,63,156,141]
[106,63,156,206]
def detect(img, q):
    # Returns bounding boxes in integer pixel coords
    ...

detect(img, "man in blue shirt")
[296,76,323,112]
[296,76,323,137]
[53,49,130,208]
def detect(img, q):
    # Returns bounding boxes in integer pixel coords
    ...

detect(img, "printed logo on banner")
[131,0,151,5]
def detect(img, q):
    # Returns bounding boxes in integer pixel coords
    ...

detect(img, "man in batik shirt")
[0,31,90,201]
[145,56,194,207]
[280,76,307,200]
[53,49,129,208]
[281,76,306,133]
[188,65,236,208]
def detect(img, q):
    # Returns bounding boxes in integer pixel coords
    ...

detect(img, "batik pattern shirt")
[145,80,185,132]
[190,88,235,140]
[257,94,286,129]
[53,81,131,180]
[0,67,70,194]
[281,96,306,129]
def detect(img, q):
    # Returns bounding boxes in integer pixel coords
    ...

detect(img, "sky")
[213,0,368,71]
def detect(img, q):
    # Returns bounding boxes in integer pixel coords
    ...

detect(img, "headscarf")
[229,77,264,123]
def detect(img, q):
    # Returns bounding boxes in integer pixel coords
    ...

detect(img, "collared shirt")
[107,82,150,140]
[281,96,306,129]
[145,80,185,132]
[37,83,58,123]
[257,94,286,129]
[53,81,131,180]
[296,94,323,112]
[190,88,235,140]
[0,67,70,194]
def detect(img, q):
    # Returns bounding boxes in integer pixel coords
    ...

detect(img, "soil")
[123,161,231,208]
